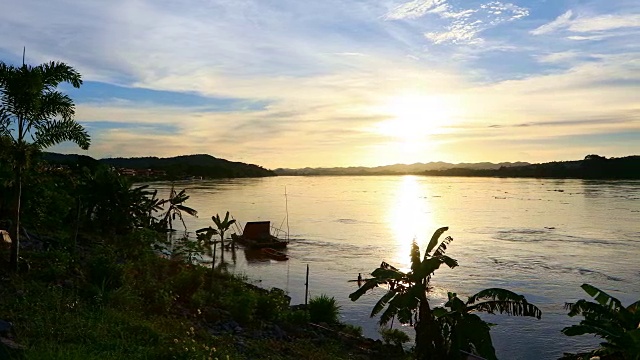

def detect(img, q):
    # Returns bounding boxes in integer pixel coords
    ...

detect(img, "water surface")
[149,176,640,359]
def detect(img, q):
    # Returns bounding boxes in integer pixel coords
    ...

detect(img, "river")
[147,175,640,359]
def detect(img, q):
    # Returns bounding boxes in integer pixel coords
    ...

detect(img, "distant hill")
[42,153,275,179]
[274,161,530,176]
[422,155,640,180]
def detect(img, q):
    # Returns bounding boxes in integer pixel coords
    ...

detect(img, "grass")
[0,238,405,360]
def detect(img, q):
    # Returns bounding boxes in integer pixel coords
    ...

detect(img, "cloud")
[1,0,638,166]
[385,0,529,45]
[384,0,449,20]
[531,10,640,37]
[425,21,483,44]
[537,51,581,64]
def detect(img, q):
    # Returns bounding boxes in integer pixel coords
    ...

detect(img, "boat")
[260,247,289,261]
[232,221,288,249]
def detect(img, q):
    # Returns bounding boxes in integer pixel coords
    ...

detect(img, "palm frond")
[425,226,449,258]
[439,255,458,269]
[433,236,453,257]
[34,118,90,150]
[349,278,388,302]
[467,288,541,319]
[371,267,405,281]
[410,240,421,272]
[371,290,397,318]
[38,61,82,88]
[415,257,445,279]
[36,91,75,122]
[467,288,525,305]
[581,284,623,311]
[175,204,198,217]
[379,302,399,326]
[562,322,620,338]
[470,300,541,319]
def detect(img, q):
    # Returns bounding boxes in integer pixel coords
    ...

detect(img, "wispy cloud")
[386,0,529,45]
[385,0,450,20]
[531,10,640,37]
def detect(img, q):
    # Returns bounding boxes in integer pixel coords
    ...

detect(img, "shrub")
[255,288,290,322]
[220,290,258,324]
[341,323,363,337]
[87,251,123,291]
[282,309,310,325]
[308,294,341,324]
[379,327,410,347]
[168,265,205,302]
[29,249,73,282]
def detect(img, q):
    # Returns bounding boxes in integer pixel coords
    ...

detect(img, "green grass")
[0,243,394,360]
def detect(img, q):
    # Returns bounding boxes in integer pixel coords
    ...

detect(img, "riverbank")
[0,229,407,359]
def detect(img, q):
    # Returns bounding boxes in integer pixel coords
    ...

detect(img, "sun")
[372,94,458,141]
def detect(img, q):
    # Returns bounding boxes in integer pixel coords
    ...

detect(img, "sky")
[0,0,639,168]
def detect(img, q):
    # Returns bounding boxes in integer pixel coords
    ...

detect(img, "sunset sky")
[1,0,638,168]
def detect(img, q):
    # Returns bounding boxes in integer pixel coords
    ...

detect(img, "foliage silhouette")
[433,289,541,359]
[158,184,198,233]
[350,227,457,359]
[0,59,90,270]
[560,284,640,360]
[350,227,541,360]
[309,294,341,324]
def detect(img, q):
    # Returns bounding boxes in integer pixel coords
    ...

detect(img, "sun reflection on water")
[388,176,435,267]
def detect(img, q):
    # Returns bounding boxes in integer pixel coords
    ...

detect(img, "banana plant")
[433,289,542,360]
[560,284,640,360]
[211,211,236,264]
[159,183,197,233]
[350,227,458,360]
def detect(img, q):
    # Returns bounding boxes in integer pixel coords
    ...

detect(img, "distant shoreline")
[275,155,640,180]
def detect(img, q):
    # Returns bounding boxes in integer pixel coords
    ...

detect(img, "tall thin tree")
[0,59,90,271]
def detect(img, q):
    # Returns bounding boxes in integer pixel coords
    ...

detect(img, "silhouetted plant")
[379,327,411,348]
[342,323,363,337]
[559,284,640,360]
[196,211,236,269]
[350,227,457,359]
[78,167,161,234]
[0,59,90,271]
[309,294,341,324]
[433,289,541,360]
[351,227,542,360]
[159,184,198,233]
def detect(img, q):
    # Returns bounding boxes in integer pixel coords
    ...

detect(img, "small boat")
[232,221,289,249]
[261,248,289,261]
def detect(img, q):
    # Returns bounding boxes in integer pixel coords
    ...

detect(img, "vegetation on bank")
[275,155,640,180]
[422,154,640,180]
[43,152,276,180]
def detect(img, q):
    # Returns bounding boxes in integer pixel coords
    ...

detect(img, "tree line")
[424,155,640,179]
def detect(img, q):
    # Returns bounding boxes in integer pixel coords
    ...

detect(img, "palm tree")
[433,289,541,360]
[0,60,90,271]
[560,284,640,360]
[350,227,458,359]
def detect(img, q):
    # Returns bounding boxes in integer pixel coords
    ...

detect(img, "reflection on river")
[148,176,640,360]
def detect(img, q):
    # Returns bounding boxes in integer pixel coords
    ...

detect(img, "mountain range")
[274,161,531,176]
[42,153,275,179]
